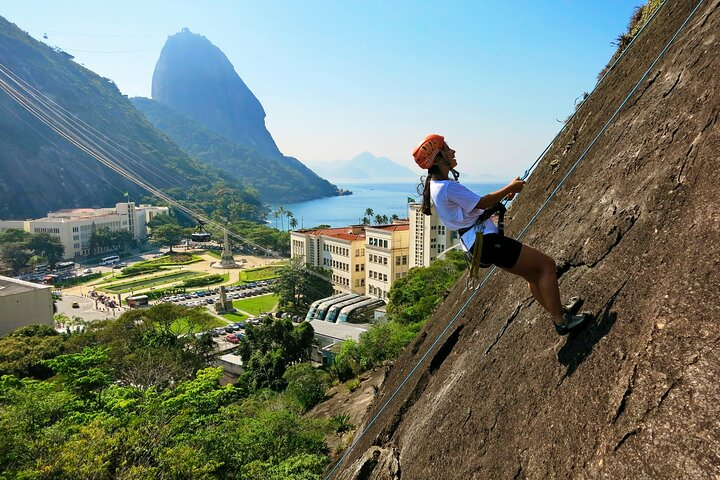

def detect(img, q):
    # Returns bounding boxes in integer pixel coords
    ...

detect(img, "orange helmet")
[413,134,445,169]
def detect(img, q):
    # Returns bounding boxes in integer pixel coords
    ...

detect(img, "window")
[402,255,407,265]
[396,256,401,266]
[383,257,388,265]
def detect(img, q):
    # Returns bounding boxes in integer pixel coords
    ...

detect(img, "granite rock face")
[335,1,720,478]
[152,28,281,158]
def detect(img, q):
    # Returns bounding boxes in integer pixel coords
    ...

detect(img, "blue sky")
[2,1,642,181]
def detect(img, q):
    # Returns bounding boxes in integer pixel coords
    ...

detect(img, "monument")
[212,228,244,269]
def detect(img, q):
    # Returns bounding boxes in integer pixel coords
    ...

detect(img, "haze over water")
[270,181,506,230]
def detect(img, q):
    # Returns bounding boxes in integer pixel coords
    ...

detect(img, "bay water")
[269,181,506,230]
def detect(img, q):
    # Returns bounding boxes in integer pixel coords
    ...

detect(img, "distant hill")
[306,152,417,183]
[132,97,342,203]
[0,16,263,221]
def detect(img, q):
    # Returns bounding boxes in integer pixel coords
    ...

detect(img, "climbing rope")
[326,0,705,476]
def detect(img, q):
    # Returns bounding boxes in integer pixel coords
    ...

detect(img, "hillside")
[335,0,720,478]
[132,97,341,203]
[0,17,261,221]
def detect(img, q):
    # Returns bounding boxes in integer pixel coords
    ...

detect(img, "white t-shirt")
[430,180,498,251]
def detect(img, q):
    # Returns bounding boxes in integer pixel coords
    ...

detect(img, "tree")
[364,208,374,218]
[289,216,298,230]
[111,229,135,252]
[28,233,65,268]
[237,318,315,391]
[151,224,185,253]
[146,213,177,229]
[387,249,467,325]
[271,256,333,315]
[90,227,114,253]
[283,363,330,411]
[0,242,33,275]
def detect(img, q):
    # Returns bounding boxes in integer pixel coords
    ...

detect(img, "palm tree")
[364,208,374,218]
[374,214,384,225]
[272,209,280,229]
[391,213,400,222]
[285,210,294,232]
[289,217,298,230]
[277,206,286,231]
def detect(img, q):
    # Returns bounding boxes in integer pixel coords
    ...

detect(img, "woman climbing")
[413,133,592,335]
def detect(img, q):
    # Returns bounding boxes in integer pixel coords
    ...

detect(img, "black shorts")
[466,233,522,269]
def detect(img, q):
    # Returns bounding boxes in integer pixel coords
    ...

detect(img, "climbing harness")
[458,202,506,288]
[325,1,705,477]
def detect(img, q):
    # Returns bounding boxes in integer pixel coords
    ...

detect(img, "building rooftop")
[0,276,51,297]
[310,319,370,342]
[366,224,409,232]
[297,226,366,241]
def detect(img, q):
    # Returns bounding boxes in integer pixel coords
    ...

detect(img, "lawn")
[231,294,279,315]
[220,311,249,322]
[102,271,200,293]
[238,266,279,282]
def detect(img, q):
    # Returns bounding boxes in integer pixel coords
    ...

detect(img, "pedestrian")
[413,134,592,335]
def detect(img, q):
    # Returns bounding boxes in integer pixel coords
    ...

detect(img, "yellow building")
[365,224,410,300]
[290,226,366,294]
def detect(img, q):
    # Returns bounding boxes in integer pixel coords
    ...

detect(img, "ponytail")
[421,165,441,215]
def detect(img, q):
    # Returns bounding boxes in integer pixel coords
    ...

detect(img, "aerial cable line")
[325,0,705,476]
[0,65,191,192]
[0,101,128,198]
[0,66,340,288]
[517,0,670,183]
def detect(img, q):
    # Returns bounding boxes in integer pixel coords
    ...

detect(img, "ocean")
[269,181,506,230]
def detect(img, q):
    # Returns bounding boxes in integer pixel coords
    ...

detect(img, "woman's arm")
[474,177,525,210]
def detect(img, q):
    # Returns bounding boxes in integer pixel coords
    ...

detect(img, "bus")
[100,255,120,266]
[126,295,149,308]
[337,298,386,324]
[326,295,370,323]
[305,293,348,321]
[56,261,75,272]
[313,293,358,321]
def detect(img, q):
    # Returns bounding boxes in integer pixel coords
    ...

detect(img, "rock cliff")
[152,28,280,158]
[335,1,720,478]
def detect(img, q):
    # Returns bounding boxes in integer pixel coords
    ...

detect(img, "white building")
[408,203,461,268]
[0,202,169,259]
[0,276,54,336]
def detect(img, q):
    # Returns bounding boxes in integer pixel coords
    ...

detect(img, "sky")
[2,1,643,181]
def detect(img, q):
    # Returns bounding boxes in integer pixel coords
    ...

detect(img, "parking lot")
[154,280,274,308]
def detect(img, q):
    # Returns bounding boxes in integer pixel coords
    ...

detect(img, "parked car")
[71,302,80,308]
[226,334,239,344]
[83,268,93,274]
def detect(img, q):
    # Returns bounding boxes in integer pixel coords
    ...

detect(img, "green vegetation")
[271,257,333,315]
[232,294,279,315]
[170,315,226,333]
[332,250,467,381]
[0,229,64,274]
[239,265,279,282]
[132,97,339,205]
[102,271,199,293]
[55,272,103,288]
[181,273,226,288]
[0,304,331,478]
[220,311,249,322]
[89,227,134,255]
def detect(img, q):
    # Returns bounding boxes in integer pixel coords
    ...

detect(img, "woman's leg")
[500,244,564,324]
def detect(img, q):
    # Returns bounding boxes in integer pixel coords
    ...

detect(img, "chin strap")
[450,168,460,181]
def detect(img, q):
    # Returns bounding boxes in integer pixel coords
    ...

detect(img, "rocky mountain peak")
[152,28,281,158]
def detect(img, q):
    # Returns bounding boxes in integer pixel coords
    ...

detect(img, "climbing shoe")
[554,311,593,335]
